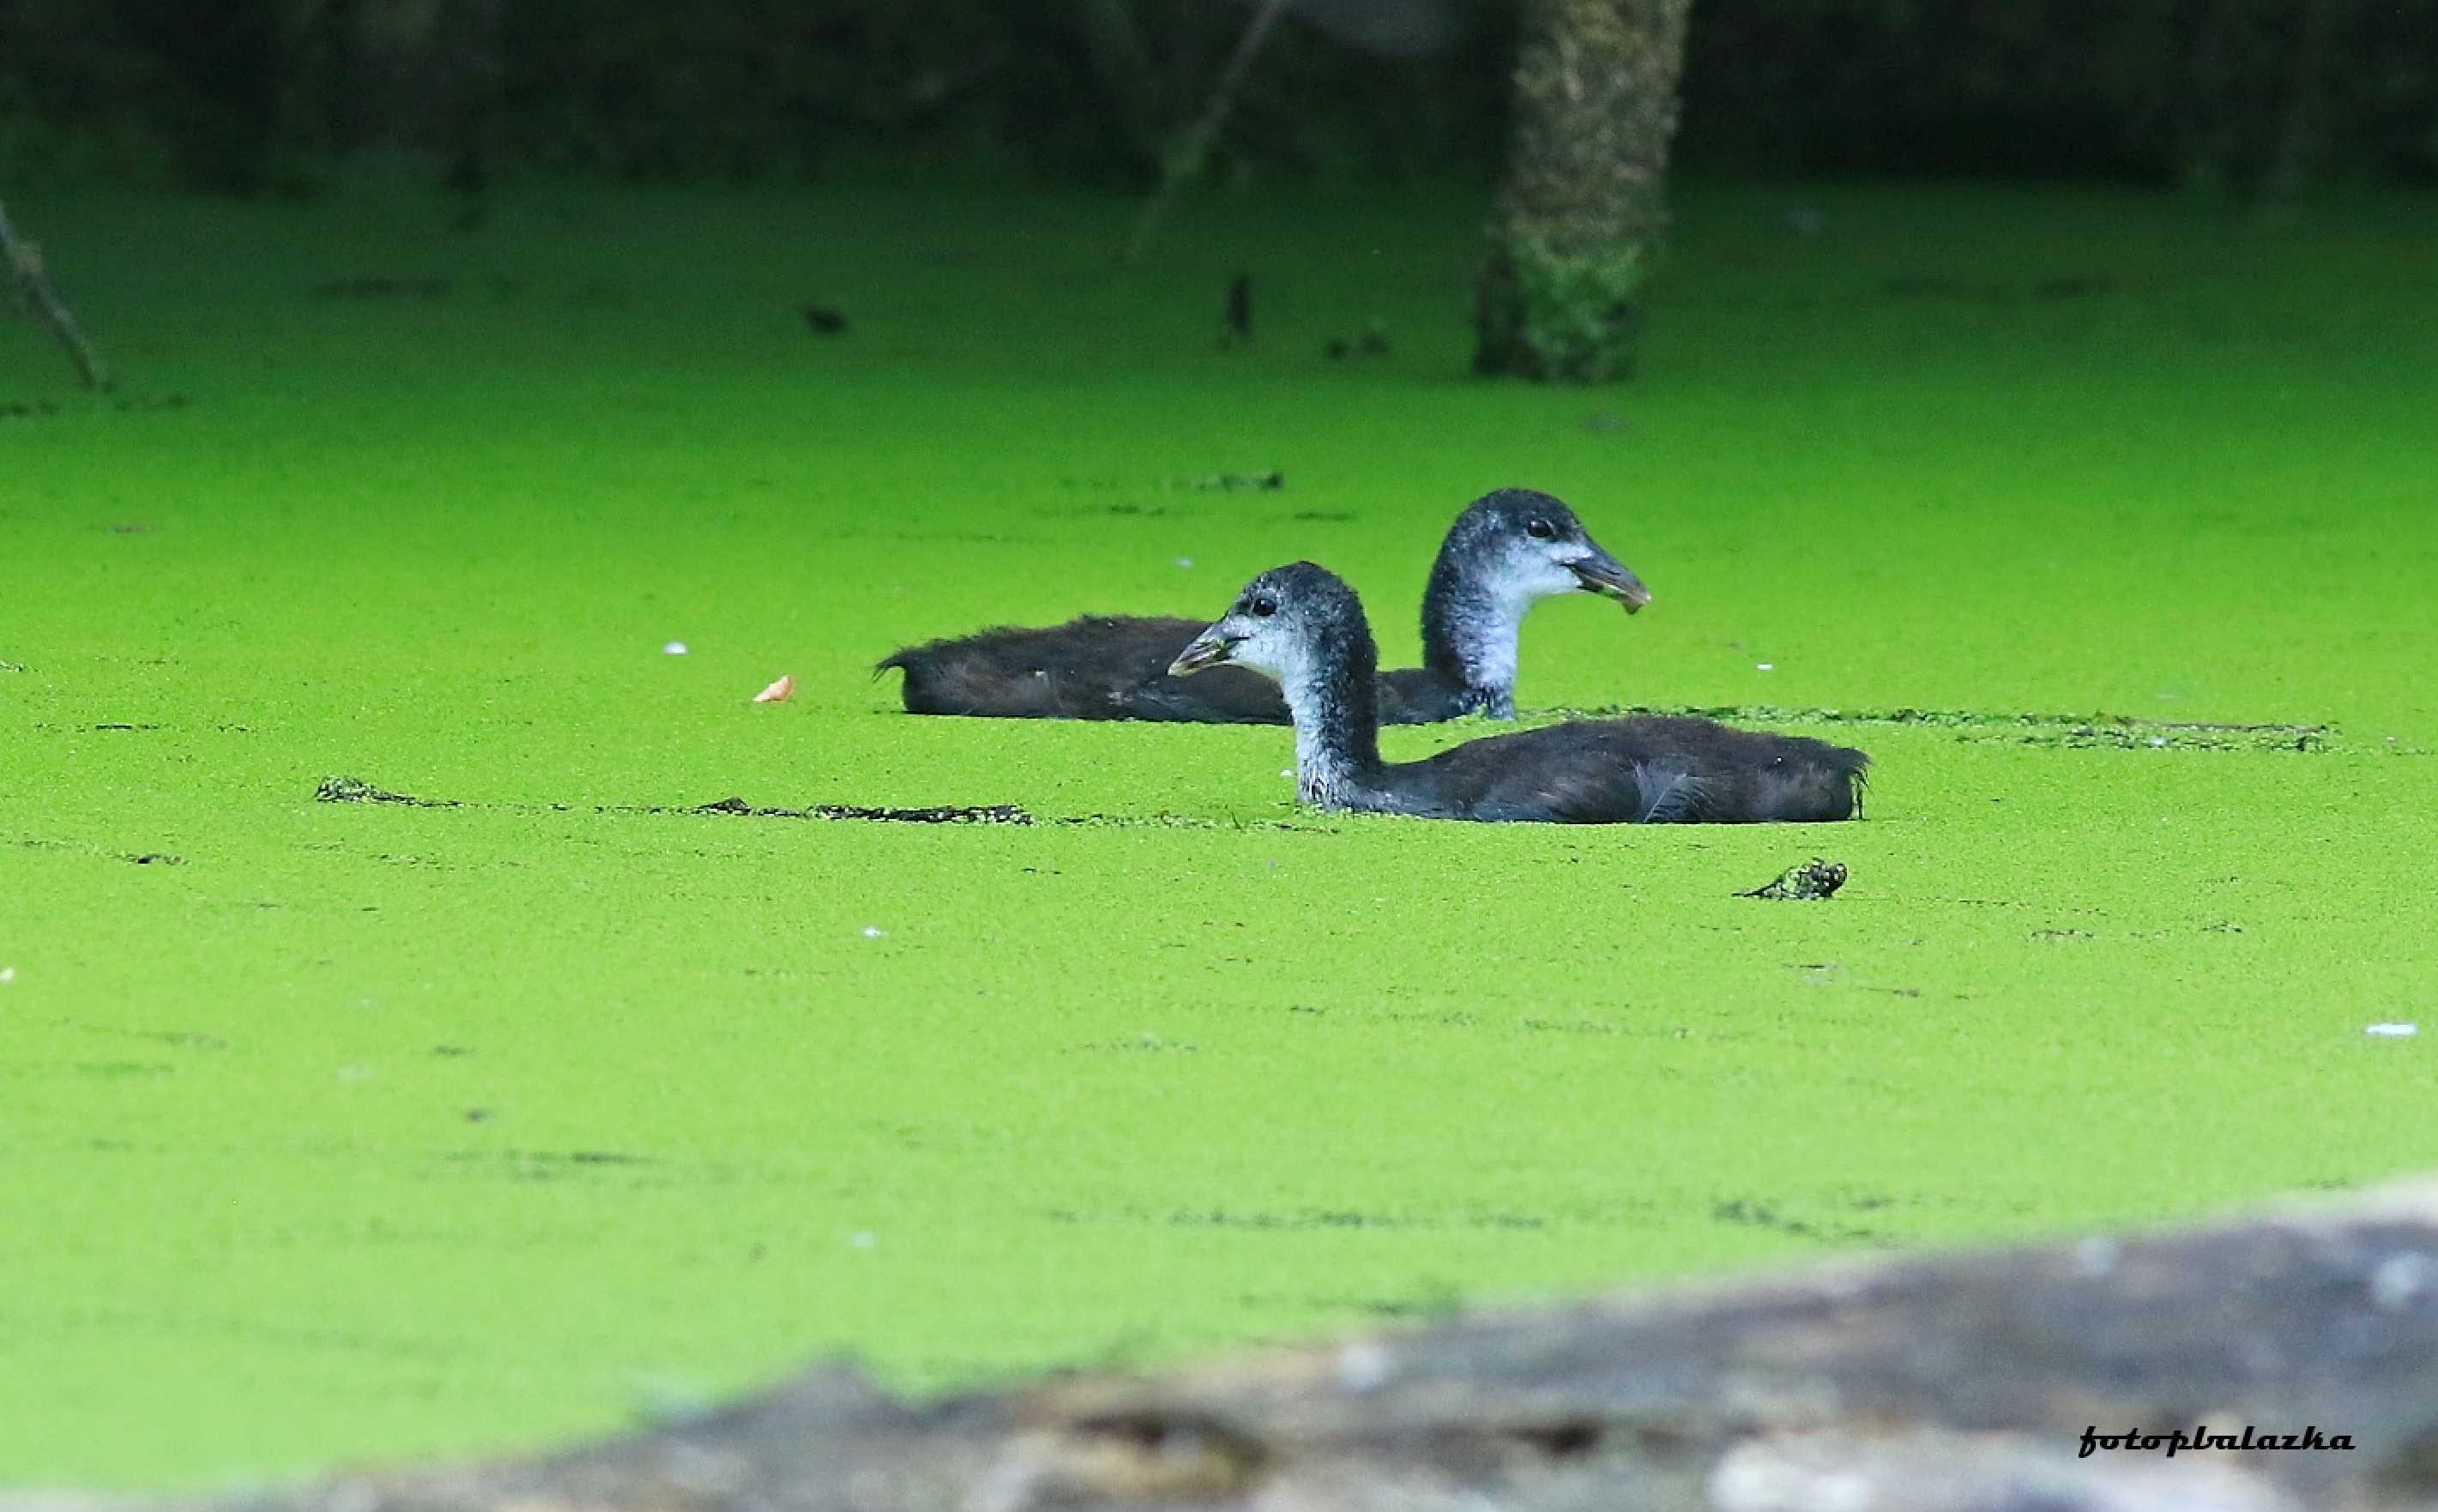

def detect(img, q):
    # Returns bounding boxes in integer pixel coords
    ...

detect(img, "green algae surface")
[3,180,2437,1488]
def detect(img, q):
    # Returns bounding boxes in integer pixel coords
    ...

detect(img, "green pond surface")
[3,178,2435,1488]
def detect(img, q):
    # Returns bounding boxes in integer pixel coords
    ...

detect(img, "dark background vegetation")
[3,0,2434,197]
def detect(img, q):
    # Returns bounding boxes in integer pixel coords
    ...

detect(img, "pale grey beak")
[1570,546,1652,612]
[1169,629,1239,677]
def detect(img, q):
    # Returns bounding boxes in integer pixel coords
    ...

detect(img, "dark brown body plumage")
[1391,714,1867,823]
[878,615,1471,725]
[877,488,1647,726]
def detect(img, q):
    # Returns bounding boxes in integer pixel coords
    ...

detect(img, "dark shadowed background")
[3,0,2434,195]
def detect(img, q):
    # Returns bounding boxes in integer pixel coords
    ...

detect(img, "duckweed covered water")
[3,180,2435,1488]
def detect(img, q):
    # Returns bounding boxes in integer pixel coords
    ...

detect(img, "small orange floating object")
[751,674,795,704]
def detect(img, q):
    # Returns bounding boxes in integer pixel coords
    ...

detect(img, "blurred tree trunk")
[2260,0,2343,202]
[1066,0,1164,172]
[430,0,503,202]
[1474,0,1692,383]
[2170,0,2243,195]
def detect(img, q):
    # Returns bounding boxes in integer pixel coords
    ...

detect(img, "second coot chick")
[1170,563,1867,823]
[877,488,1649,724]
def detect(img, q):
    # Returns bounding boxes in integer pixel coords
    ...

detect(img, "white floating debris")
[0,966,14,985]
[1756,662,1775,672]
[1337,1340,1394,1392]
[849,1231,876,1250]
[2372,1252,2431,1311]
[861,926,888,939]
[2149,737,2169,748]
[1280,768,1294,780]
[1174,557,1195,569]
[751,674,794,704]
[2366,1022,2419,1038]
[662,641,689,656]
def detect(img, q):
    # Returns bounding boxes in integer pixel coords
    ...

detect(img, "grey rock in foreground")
[35,1181,2438,1512]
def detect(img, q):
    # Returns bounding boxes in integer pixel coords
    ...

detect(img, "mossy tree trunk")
[1474,0,1693,383]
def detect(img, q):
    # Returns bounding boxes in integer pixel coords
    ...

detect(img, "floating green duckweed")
[2,179,2435,1490]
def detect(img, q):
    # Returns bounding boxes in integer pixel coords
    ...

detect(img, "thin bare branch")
[0,197,112,391]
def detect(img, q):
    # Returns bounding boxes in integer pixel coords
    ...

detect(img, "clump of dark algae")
[1741,858,1848,901]
[693,797,1030,825]
[316,775,456,807]
[310,779,1024,823]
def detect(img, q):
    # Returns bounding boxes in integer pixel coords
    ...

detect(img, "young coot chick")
[1170,563,1866,823]
[876,488,1649,724]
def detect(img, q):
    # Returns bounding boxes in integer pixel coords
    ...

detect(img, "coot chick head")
[1174,563,1385,802]
[1168,562,1367,686]
[1441,487,1650,613]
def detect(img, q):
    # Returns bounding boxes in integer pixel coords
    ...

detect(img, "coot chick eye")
[1251,596,1277,617]
[1526,518,1556,540]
